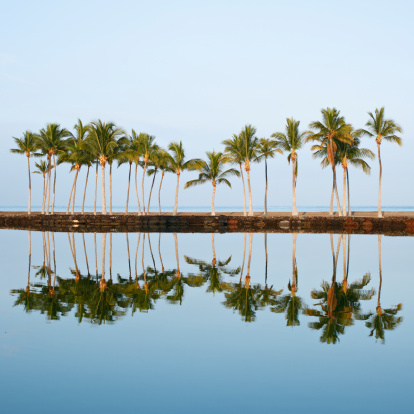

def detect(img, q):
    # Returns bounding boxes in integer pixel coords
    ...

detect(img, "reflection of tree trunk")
[212,233,216,265]
[264,233,268,285]
[27,231,31,290]
[292,232,297,292]
[100,233,106,289]
[240,232,247,282]
[135,233,141,279]
[126,162,132,213]
[247,233,253,276]
[68,232,79,276]
[174,233,180,276]
[94,232,98,277]
[158,233,164,272]
[240,164,247,217]
[142,233,146,278]
[109,233,112,280]
[52,232,56,288]
[126,233,131,279]
[377,144,383,218]
[342,234,347,291]
[148,233,156,272]
[82,165,90,214]
[82,233,90,276]
[377,234,382,311]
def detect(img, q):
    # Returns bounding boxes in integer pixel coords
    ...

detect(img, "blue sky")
[1,0,413,209]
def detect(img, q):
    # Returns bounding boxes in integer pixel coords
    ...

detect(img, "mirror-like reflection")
[10,230,403,344]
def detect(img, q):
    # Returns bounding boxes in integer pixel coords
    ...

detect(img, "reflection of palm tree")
[271,233,304,326]
[185,233,240,295]
[357,235,403,343]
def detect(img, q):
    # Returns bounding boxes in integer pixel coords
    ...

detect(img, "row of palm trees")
[14,231,402,342]
[11,107,402,217]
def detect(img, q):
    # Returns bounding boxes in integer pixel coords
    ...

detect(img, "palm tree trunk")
[292,158,298,216]
[94,162,98,215]
[158,233,164,272]
[246,168,253,216]
[101,164,106,214]
[377,144,383,218]
[211,182,216,216]
[41,175,46,214]
[82,165,90,214]
[147,170,157,214]
[332,165,342,216]
[347,168,351,216]
[173,173,180,215]
[174,233,180,276]
[51,154,57,214]
[135,164,142,215]
[67,171,77,214]
[342,167,347,216]
[46,157,51,214]
[142,163,147,215]
[72,169,79,214]
[264,158,268,216]
[126,162,132,213]
[240,164,247,217]
[109,163,113,214]
[27,156,31,215]
[158,171,164,214]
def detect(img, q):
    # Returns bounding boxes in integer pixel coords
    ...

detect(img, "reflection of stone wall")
[1,212,413,235]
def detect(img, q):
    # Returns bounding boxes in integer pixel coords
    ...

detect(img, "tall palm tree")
[139,134,158,215]
[307,108,352,216]
[167,141,202,215]
[240,125,260,216]
[117,135,137,213]
[33,160,52,214]
[11,131,38,214]
[184,150,239,216]
[223,134,248,216]
[362,107,403,218]
[130,130,145,215]
[85,120,123,214]
[256,138,282,215]
[36,124,71,214]
[272,118,307,216]
[154,150,174,214]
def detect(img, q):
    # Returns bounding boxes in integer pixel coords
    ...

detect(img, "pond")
[1,230,413,413]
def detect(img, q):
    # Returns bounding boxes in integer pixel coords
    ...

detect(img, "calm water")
[1,230,413,413]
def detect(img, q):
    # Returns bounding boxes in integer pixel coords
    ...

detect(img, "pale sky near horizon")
[1,0,413,209]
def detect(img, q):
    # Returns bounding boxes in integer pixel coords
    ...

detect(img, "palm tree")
[256,138,282,215]
[167,141,202,215]
[11,131,38,214]
[184,150,239,216]
[33,160,52,214]
[117,135,137,213]
[223,134,248,216]
[155,150,174,214]
[307,108,352,216]
[362,107,403,217]
[139,134,158,215]
[240,125,260,216]
[336,134,374,215]
[85,120,123,214]
[272,118,307,216]
[130,130,145,215]
[36,123,71,214]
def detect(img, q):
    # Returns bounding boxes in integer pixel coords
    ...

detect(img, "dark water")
[1,230,413,413]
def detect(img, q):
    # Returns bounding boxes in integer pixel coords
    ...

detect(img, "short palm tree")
[272,118,306,216]
[155,150,174,213]
[167,141,202,215]
[146,148,167,213]
[33,160,52,213]
[85,120,124,214]
[362,107,403,218]
[184,150,239,215]
[36,123,71,214]
[240,125,260,216]
[256,138,282,215]
[10,131,38,214]
[307,108,352,216]
[222,134,248,216]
